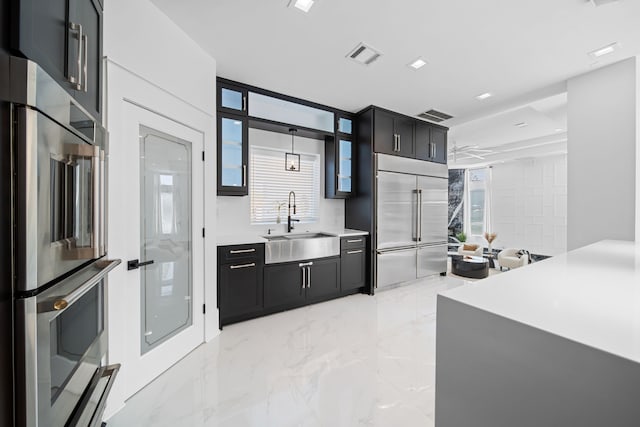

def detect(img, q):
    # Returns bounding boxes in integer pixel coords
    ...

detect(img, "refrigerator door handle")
[413,189,419,242]
[418,189,423,242]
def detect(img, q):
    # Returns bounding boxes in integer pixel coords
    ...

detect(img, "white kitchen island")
[435,240,640,427]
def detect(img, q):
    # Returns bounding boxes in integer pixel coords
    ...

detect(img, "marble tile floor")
[107,275,475,427]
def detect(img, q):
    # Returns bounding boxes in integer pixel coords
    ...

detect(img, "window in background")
[468,168,487,236]
[250,146,320,224]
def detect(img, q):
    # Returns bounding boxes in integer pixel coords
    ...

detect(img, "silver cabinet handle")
[413,189,420,242]
[398,134,401,152]
[298,261,314,267]
[347,239,362,243]
[301,265,306,289]
[99,149,105,256]
[82,33,89,92]
[242,164,247,187]
[229,248,255,254]
[242,96,247,111]
[68,22,83,89]
[230,262,255,270]
[347,249,363,254]
[307,266,311,288]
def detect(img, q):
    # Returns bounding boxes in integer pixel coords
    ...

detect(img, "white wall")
[103,0,217,418]
[217,128,345,237]
[567,58,637,250]
[490,155,567,256]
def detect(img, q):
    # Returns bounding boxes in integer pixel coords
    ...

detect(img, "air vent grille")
[417,109,453,123]
[346,42,382,66]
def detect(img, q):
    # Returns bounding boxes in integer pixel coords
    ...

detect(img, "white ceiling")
[150,0,638,168]
[151,0,640,123]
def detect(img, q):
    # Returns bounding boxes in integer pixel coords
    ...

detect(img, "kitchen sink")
[263,232,339,264]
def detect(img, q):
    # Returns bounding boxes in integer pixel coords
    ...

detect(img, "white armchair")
[457,244,483,257]
[498,248,529,270]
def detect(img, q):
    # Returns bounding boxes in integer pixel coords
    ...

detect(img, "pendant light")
[285,128,301,172]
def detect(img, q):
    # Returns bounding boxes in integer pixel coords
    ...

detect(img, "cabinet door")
[337,138,353,194]
[430,127,448,164]
[414,121,430,161]
[373,110,396,155]
[341,249,365,291]
[218,82,248,115]
[306,258,340,300]
[219,261,263,321]
[11,0,69,90]
[69,0,103,121]
[264,263,306,309]
[395,117,415,158]
[217,114,248,195]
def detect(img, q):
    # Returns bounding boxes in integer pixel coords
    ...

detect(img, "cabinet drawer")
[218,244,264,263]
[340,236,366,250]
[341,249,366,291]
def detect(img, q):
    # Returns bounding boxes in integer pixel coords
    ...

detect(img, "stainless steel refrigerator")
[375,154,448,289]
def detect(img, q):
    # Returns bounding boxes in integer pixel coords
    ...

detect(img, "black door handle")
[127,259,155,270]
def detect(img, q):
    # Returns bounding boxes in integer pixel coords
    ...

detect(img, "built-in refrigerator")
[375,154,448,290]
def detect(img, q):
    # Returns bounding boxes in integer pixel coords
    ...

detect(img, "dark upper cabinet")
[11,0,103,121]
[430,127,448,164]
[326,114,355,199]
[69,0,103,121]
[218,82,248,116]
[373,109,415,157]
[305,257,340,300]
[217,113,249,196]
[415,121,430,161]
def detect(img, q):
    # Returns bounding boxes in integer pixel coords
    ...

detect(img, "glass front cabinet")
[325,114,354,199]
[217,114,248,195]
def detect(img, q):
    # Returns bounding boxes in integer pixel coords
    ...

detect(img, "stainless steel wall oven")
[9,57,120,427]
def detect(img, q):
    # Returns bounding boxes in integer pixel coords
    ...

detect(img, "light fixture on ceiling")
[289,0,315,13]
[346,42,382,66]
[286,128,301,172]
[588,42,619,58]
[555,128,564,132]
[514,122,528,128]
[475,92,493,101]
[408,58,427,70]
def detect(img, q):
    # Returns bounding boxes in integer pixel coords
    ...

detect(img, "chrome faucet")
[287,191,299,233]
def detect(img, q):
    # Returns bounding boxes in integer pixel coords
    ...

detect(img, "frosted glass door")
[220,117,245,189]
[139,126,192,354]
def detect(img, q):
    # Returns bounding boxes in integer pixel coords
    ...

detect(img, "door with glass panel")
[120,103,204,398]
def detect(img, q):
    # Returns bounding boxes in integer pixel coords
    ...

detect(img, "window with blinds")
[250,146,320,224]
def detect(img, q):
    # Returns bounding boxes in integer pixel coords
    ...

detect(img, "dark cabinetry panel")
[217,244,264,326]
[373,109,395,155]
[11,0,103,120]
[306,258,340,300]
[340,237,366,292]
[430,127,447,164]
[326,113,355,199]
[264,262,306,309]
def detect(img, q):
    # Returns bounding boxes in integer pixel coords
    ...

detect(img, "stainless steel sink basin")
[284,232,334,240]
[263,232,339,264]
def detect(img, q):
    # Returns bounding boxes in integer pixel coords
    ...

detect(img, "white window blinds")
[250,146,320,225]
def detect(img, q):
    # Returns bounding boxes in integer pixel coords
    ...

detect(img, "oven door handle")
[37,259,121,313]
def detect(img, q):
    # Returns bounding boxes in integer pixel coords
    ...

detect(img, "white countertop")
[216,228,368,246]
[440,240,640,364]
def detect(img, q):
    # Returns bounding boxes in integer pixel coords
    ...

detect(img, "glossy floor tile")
[107,274,473,427]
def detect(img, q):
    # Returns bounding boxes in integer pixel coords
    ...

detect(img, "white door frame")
[104,61,218,418]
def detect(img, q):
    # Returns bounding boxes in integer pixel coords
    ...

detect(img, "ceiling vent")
[346,42,382,66]
[590,0,618,6]
[417,109,454,123]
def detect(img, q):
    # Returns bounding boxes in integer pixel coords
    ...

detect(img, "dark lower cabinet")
[264,257,340,310]
[217,243,264,326]
[340,248,366,291]
[306,258,340,300]
[263,262,306,309]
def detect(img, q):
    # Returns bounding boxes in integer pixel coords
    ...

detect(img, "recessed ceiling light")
[475,92,493,100]
[555,128,564,132]
[588,42,619,58]
[408,58,427,70]
[290,0,314,13]
[514,122,528,128]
